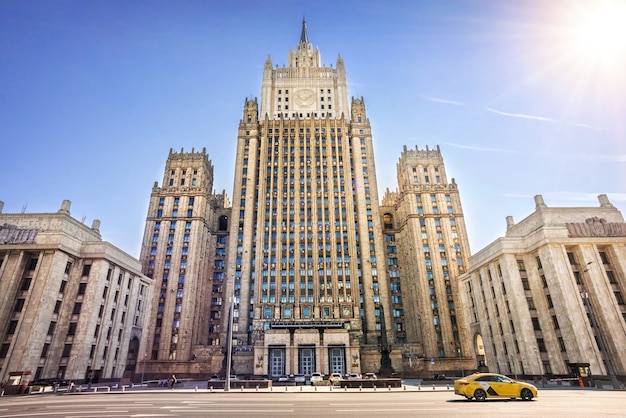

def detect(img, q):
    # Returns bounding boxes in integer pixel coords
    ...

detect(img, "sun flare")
[567,0,626,67]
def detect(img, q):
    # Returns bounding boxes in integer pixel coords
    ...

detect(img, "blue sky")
[1,0,625,257]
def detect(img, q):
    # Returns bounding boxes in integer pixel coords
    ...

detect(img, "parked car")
[310,372,324,383]
[348,373,361,380]
[277,375,290,382]
[29,378,69,387]
[434,373,447,380]
[454,373,538,401]
[364,373,378,379]
[294,374,306,384]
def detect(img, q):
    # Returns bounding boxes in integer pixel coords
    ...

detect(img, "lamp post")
[225,296,234,392]
[580,262,620,390]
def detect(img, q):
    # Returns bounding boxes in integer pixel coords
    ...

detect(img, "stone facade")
[0,200,151,384]
[139,147,231,380]
[459,194,626,382]
[379,145,473,377]
[224,20,392,378]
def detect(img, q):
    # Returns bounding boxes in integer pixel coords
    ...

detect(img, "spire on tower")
[300,17,309,44]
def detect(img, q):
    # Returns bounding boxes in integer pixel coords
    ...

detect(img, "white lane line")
[131,415,177,417]
[337,408,458,412]
[0,412,129,417]
[174,410,294,414]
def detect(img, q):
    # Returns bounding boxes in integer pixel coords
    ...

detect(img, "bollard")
[373,385,377,391]
[330,385,332,392]
[314,386,317,392]
[432,384,435,390]
[107,387,111,393]
[210,386,213,392]
[359,385,362,391]
[122,385,125,393]
[195,386,198,392]
[241,386,244,392]
[388,385,391,391]
[300,386,303,391]
[256,385,259,392]
[344,386,347,392]
[446,384,450,390]
[285,386,288,392]
[418,384,421,391]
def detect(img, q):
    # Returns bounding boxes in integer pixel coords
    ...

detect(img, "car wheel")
[474,389,487,401]
[521,388,533,401]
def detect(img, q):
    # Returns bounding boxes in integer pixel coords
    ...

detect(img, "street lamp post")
[225,296,235,392]
[580,264,620,390]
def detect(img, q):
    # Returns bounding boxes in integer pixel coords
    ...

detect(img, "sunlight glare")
[568,0,626,67]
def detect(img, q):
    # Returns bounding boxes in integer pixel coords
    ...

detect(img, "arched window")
[383,213,394,230]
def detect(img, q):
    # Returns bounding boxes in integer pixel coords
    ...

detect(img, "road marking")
[131,415,177,417]
[338,408,458,412]
[1,412,129,417]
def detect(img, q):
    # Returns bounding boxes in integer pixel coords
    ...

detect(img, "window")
[20,278,32,291]
[82,264,91,276]
[62,344,72,357]
[14,298,25,312]
[531,317,541,331]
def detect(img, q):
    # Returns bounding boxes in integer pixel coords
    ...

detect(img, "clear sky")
[1,0,625,258]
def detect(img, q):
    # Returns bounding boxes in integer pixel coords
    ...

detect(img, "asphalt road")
[0,385,624,417]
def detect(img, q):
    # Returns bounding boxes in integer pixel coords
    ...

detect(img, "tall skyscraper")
[380,145,471,375]
[140,148,231,377]
[140,20,472,379]
[221,20,471,377]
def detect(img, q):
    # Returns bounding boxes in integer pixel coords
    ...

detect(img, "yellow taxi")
[454,373,538,401]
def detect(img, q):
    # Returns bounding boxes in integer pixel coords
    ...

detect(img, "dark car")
[30,378,69,387]
[434,373,447,380]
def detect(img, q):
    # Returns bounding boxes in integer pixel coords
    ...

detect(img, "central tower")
[223,20,391,377]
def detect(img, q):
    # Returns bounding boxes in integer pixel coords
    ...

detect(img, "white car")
[310,372,324,383]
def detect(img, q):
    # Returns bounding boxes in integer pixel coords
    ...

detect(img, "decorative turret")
[242,97,259,124]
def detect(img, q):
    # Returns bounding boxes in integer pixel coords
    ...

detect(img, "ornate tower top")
[299,17,309,45]
[259,20,350,119]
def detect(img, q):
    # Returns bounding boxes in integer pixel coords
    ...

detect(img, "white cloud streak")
[421,95,467,106]
[485,107,608,131]
[443,142,519,154]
